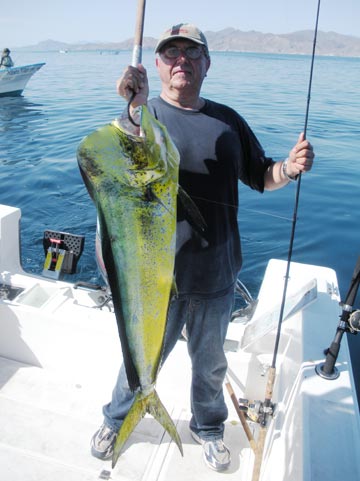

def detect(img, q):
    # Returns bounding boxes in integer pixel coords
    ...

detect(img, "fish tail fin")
[147,389,183,457]
[112,390,183,468]
[112,392,147,468]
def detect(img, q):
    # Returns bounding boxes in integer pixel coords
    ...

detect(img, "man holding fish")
[89,23,314,471]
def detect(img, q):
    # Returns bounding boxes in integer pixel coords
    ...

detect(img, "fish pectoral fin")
[111,390,183,468]
[146,389,183,457]
[144,185,173,216]
[178,185,207,234]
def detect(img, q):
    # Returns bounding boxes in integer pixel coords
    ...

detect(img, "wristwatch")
[282,159,298,181]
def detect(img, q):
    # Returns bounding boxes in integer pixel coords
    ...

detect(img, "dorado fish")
[77,106,183,467]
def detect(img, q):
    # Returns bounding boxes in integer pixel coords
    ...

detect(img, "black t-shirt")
[148,96,274,297]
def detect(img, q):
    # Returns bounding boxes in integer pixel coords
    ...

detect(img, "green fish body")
[77,106,183,466]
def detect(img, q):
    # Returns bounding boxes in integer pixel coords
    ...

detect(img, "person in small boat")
[0,48,14,68]
[91,23,314,471]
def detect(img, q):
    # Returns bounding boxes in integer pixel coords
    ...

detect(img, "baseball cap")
[155,23,208,54]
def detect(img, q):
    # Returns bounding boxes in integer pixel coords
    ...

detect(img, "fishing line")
[190,195,293,221]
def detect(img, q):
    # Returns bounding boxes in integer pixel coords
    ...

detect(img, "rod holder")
[315,362,340,380]
[315,255,360,381]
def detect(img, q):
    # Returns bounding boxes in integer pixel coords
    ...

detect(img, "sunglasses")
[161,45,204,60]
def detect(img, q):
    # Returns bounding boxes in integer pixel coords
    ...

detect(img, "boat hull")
[0,63,45,97]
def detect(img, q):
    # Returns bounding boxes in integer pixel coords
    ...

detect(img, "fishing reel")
[238,398,275,424]
[348,309,360,333]
[337,302,360,334]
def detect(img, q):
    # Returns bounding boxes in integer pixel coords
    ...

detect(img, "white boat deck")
[0,283,252,481]
[0,292,252,481]
[1,204,360,481]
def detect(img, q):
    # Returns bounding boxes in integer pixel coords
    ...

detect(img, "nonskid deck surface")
[1,257,360,481]
[0,329,252,481]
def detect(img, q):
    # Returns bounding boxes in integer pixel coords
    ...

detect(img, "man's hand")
[287,132,315,178]
[116,64,149,108]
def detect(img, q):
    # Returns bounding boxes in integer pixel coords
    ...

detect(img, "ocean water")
[1,50,359,399]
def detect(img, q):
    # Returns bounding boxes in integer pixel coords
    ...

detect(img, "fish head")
[114,106,179,188]
[77,106,179,196]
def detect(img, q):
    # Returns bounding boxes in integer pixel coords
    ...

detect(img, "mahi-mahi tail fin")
[112,389,183,468]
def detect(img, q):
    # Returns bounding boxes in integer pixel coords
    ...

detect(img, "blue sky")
[1,0,359,47]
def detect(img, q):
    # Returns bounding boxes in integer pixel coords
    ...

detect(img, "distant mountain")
[206,29,360,56]
[16,29,360,57]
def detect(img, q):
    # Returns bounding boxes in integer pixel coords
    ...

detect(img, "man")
[91,23,314,471]
[0,48,14,68]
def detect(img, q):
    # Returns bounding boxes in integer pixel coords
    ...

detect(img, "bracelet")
[282,159,298,182]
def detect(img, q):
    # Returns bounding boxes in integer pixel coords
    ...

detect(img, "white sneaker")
[191,430,231,471]
[91,423,117,460]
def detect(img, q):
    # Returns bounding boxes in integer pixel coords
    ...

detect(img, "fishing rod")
[127,0,146,126]
[250,1,322,480]
[270,0,321,373]
[132,0,146,67]
[316,255,360,379]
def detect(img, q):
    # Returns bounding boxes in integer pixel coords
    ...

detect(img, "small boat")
[0,63,45,97]
[1,202,359,481]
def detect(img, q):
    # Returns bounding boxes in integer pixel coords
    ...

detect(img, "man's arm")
[264,133,315,191]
